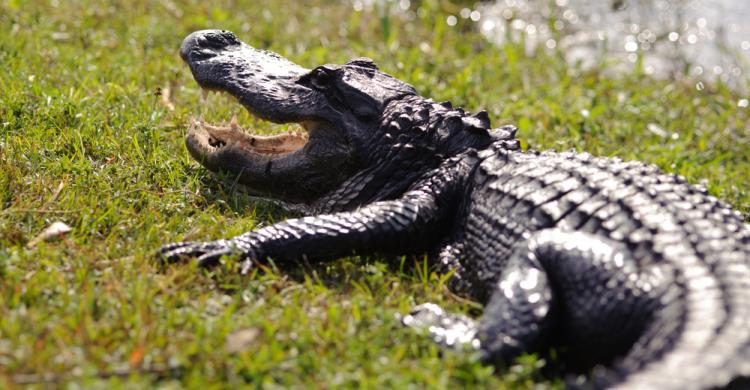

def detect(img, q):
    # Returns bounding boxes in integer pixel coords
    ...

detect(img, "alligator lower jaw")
[186,118,310,159]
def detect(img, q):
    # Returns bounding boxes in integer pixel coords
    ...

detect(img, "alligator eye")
[311,68,332,90]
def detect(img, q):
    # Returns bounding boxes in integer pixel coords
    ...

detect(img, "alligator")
[161,30,750,389]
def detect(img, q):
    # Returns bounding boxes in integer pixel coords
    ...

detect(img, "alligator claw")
[158,241,203,263]
[196,248,236,268]
[157,239,257,273]
[158,241,196,255]
[158,240,234,265]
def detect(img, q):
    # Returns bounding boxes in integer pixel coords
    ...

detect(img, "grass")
[1,0,748,388]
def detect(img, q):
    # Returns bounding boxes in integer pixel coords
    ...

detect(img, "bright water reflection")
[355,0,750,87]
[477,0,750,84]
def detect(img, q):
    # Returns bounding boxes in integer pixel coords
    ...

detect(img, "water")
[356,0,750,87]
[476,0,750,85]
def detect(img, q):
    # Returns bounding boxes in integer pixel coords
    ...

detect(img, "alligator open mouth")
[181,97,342,204]
[182,114,346,206]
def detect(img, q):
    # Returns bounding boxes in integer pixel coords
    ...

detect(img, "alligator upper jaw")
[180,29,328,123]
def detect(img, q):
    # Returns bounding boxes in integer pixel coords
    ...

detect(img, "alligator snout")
[180,29,241,62]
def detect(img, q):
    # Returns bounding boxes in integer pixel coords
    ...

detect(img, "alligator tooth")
[230,115,239,131]
[201,89,210,100]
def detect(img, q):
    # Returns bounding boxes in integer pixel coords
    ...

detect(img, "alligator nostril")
[180,30,240,63]
[220,30,240,44]
[201,30,240,49]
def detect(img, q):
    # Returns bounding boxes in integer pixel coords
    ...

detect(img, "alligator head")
[180,30,516,211]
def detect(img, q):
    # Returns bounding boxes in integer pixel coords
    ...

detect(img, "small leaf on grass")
[225,327,261,353]
[26,221,72,248]
[647,123,668,138]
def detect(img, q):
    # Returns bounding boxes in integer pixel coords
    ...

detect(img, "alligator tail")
[592,259,750,389]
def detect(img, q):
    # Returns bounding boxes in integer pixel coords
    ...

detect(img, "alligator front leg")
[160,200,441,272]
[159,158,470,272]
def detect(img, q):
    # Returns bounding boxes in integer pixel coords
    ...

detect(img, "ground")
[1,0,748,388]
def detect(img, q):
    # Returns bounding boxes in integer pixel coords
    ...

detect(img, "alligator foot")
[158,239,239,268]
[401,302,481,351]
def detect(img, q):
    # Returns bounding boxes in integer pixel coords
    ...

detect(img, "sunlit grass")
[1,0,748,388]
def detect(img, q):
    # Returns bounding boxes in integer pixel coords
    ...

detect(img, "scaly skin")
[161,30,750,389]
